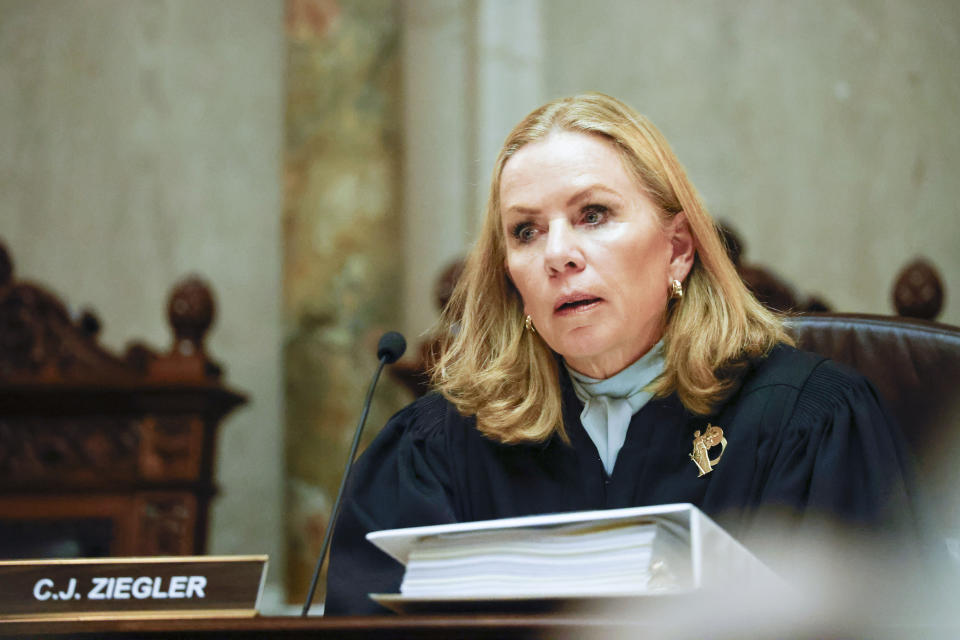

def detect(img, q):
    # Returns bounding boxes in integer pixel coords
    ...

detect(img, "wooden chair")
[787,313,960,543]
[0,240,246,559]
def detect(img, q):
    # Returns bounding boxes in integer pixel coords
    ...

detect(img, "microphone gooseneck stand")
[301,331,406,617]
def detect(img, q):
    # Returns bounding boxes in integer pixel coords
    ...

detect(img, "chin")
[550,327,616,363]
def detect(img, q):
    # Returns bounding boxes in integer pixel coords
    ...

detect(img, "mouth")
[554,294,603,315]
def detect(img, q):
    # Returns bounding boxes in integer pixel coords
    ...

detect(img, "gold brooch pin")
[690,424,726,477]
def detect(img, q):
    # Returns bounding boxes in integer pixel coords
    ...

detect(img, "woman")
[324,93,914,614]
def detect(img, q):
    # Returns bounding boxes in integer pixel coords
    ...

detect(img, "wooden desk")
[2,613,956,640]
[0,615,626,639]
[2,596,957,640]
[0,241,246,559]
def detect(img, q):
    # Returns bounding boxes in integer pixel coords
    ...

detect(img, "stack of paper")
[368,504,778,609]
[399,519,690,598]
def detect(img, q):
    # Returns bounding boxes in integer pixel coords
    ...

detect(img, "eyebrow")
[565,185,622,207]
[503,184,624,218]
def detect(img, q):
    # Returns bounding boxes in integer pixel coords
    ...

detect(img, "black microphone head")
[377,331,406,364]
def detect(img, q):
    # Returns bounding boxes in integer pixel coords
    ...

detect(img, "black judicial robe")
[324,344,915,615]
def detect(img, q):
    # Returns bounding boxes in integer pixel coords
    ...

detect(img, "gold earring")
[670,279,683,300]
[525,315,536,333]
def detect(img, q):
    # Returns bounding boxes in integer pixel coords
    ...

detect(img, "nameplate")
[0,555,267,622]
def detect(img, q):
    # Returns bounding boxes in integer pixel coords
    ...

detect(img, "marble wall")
[400,0,960,338]
[0,0,286,607]
[541,0,960,325]
[283,0,409,605]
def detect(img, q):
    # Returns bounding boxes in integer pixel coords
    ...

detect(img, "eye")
[581,205,609,226]
[511,222,538,244]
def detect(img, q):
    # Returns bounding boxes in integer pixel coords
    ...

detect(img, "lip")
[553,292,604,316]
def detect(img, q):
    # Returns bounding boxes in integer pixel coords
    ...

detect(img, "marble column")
[283,0,409,604]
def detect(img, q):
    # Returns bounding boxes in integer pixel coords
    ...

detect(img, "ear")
[667,211,695,281]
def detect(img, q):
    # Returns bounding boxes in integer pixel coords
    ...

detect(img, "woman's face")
[501,131,693,379]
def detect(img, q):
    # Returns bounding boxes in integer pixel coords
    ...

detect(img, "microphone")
[376,330,406,365]
[301,331,406,616]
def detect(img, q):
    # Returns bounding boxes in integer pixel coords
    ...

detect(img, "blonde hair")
[431,93,791,444]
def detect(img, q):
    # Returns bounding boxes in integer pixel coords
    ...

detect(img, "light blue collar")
[565,340,665,476]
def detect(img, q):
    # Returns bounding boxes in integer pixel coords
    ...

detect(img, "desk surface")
[0,614,630,639]
[3,613,959,640]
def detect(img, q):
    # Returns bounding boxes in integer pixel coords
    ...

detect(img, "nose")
[543,220,585,275]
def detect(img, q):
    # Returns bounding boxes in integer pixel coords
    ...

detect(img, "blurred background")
[1,0,957,611]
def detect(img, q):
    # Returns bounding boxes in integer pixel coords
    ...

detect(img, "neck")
[564,336,663,380]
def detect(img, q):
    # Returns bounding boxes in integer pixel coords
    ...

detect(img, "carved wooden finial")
[76,309,101,338]
[893,258,944,320]
[167,276,215,357]
[0,240,12,288]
